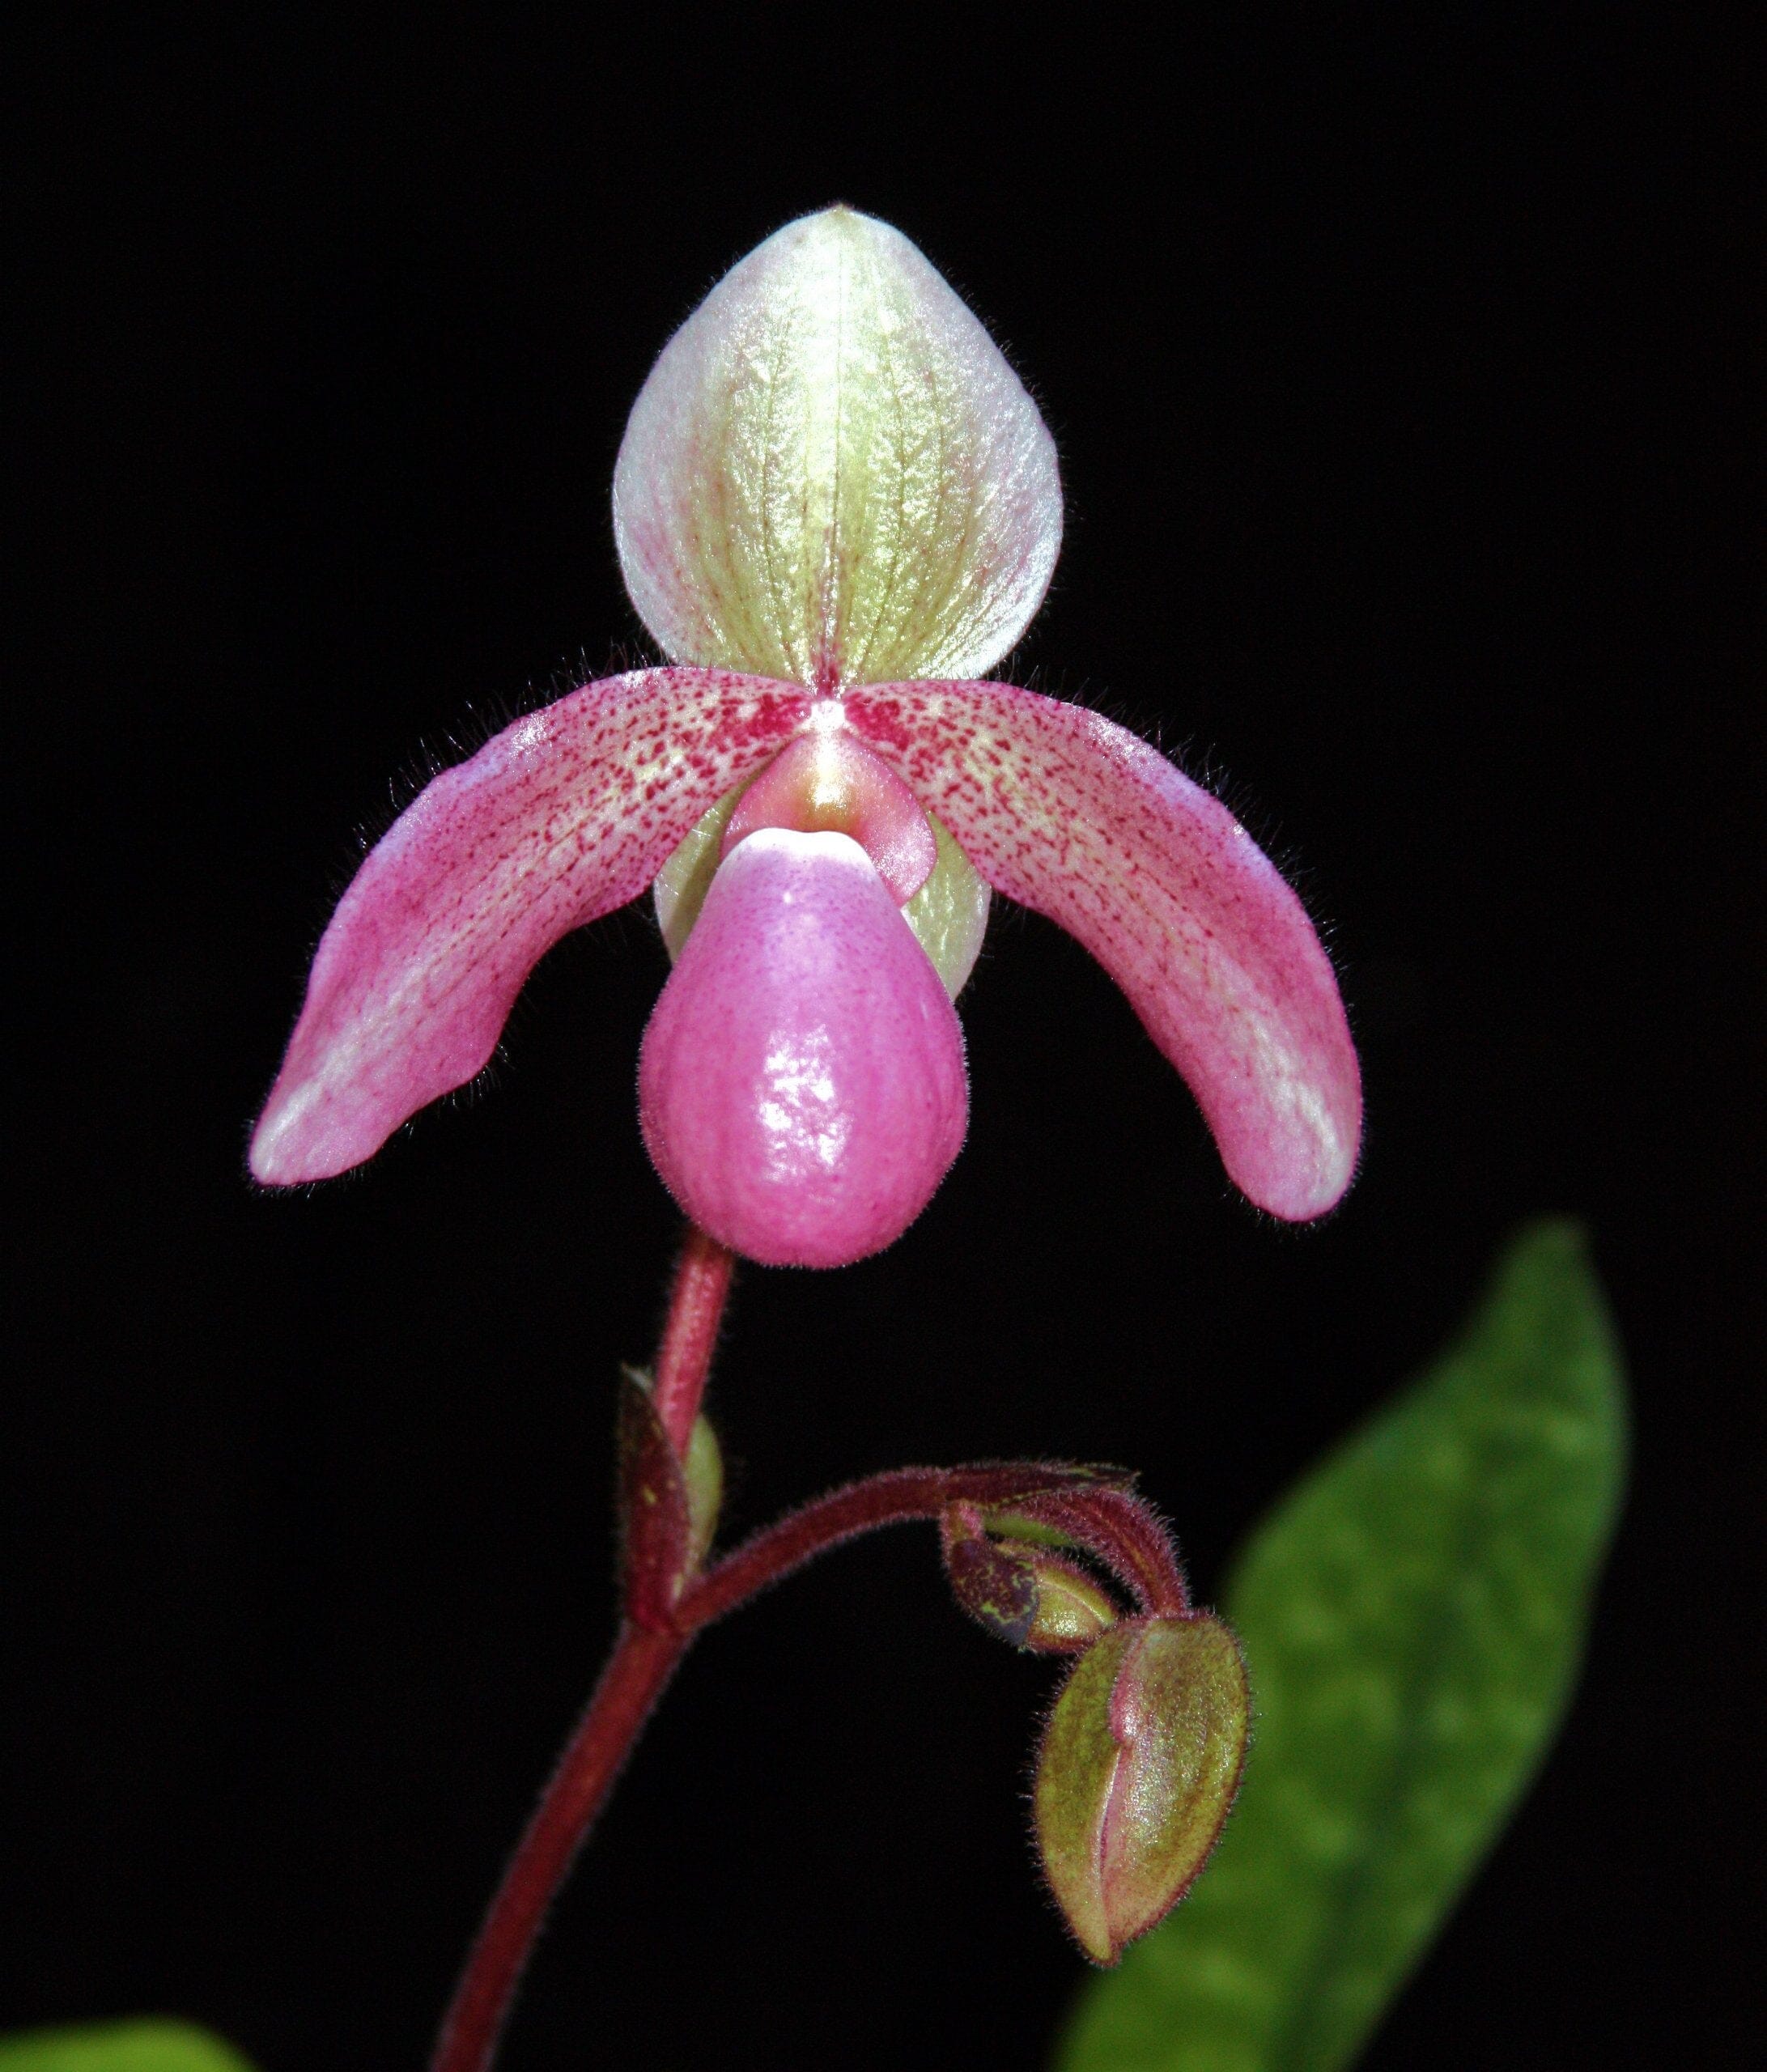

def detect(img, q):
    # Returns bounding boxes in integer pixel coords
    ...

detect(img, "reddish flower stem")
[427,1620,686,2072]
[677,1462,1185,1625]
[651,1225,734,1453]
[430,1223,730,2072]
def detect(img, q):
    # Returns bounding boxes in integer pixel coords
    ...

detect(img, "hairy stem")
[428,1622,686,2072]
[678,1462,1170,1625]
[430,1221,730,2072]
[652,1225,734,1454]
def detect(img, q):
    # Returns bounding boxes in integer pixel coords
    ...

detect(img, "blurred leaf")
[0,2023,257,2072]
[1056,1220,1626,2072]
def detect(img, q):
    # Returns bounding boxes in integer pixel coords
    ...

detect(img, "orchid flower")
[251,206,1361,1267]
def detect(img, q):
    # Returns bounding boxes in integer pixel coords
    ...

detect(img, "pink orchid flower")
[251,207,1361,1267]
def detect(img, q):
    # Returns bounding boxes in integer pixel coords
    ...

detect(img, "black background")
[10,11,1760,2069]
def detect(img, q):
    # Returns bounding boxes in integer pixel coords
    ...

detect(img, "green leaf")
[0,2023,257,2072]
[1055,1220,1626,2072]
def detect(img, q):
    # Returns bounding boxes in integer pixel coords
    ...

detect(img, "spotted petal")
[614,206,1061,692]
[844,683,1361,1220]
[251,669,810,1184]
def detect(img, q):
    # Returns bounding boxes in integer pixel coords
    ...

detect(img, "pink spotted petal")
[251,669,810,1185]
[638,828,968,1267]
[844,683,1361,1221]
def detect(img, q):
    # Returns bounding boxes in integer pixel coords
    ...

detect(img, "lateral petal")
[251,669,810,1184]
[844,683,1361,1220]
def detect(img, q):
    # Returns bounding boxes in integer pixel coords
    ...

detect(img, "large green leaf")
[1056,1220,1626,2072]
[0,2024,256,2072]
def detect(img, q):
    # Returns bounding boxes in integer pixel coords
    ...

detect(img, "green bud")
[942,1505,1118,1653]
[1034,1614,1249,1964]
[1028,1559,1119,1650]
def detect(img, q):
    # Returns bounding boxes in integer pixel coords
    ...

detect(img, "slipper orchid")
[251,206,1361,1267]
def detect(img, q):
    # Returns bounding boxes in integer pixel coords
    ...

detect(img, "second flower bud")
[941,1504,1119,1653]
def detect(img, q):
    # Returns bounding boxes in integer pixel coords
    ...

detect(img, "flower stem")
[429,1222,730,2072]
[427,1620,686,2072]
[651,1224,733,1453]
[680,1463,1187,1625]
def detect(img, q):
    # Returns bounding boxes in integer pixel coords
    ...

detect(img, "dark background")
[10,10,1760,2069]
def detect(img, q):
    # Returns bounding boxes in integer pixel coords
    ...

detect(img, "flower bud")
[1034,1614,1249,1964]
[941,1506,1118,1653]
